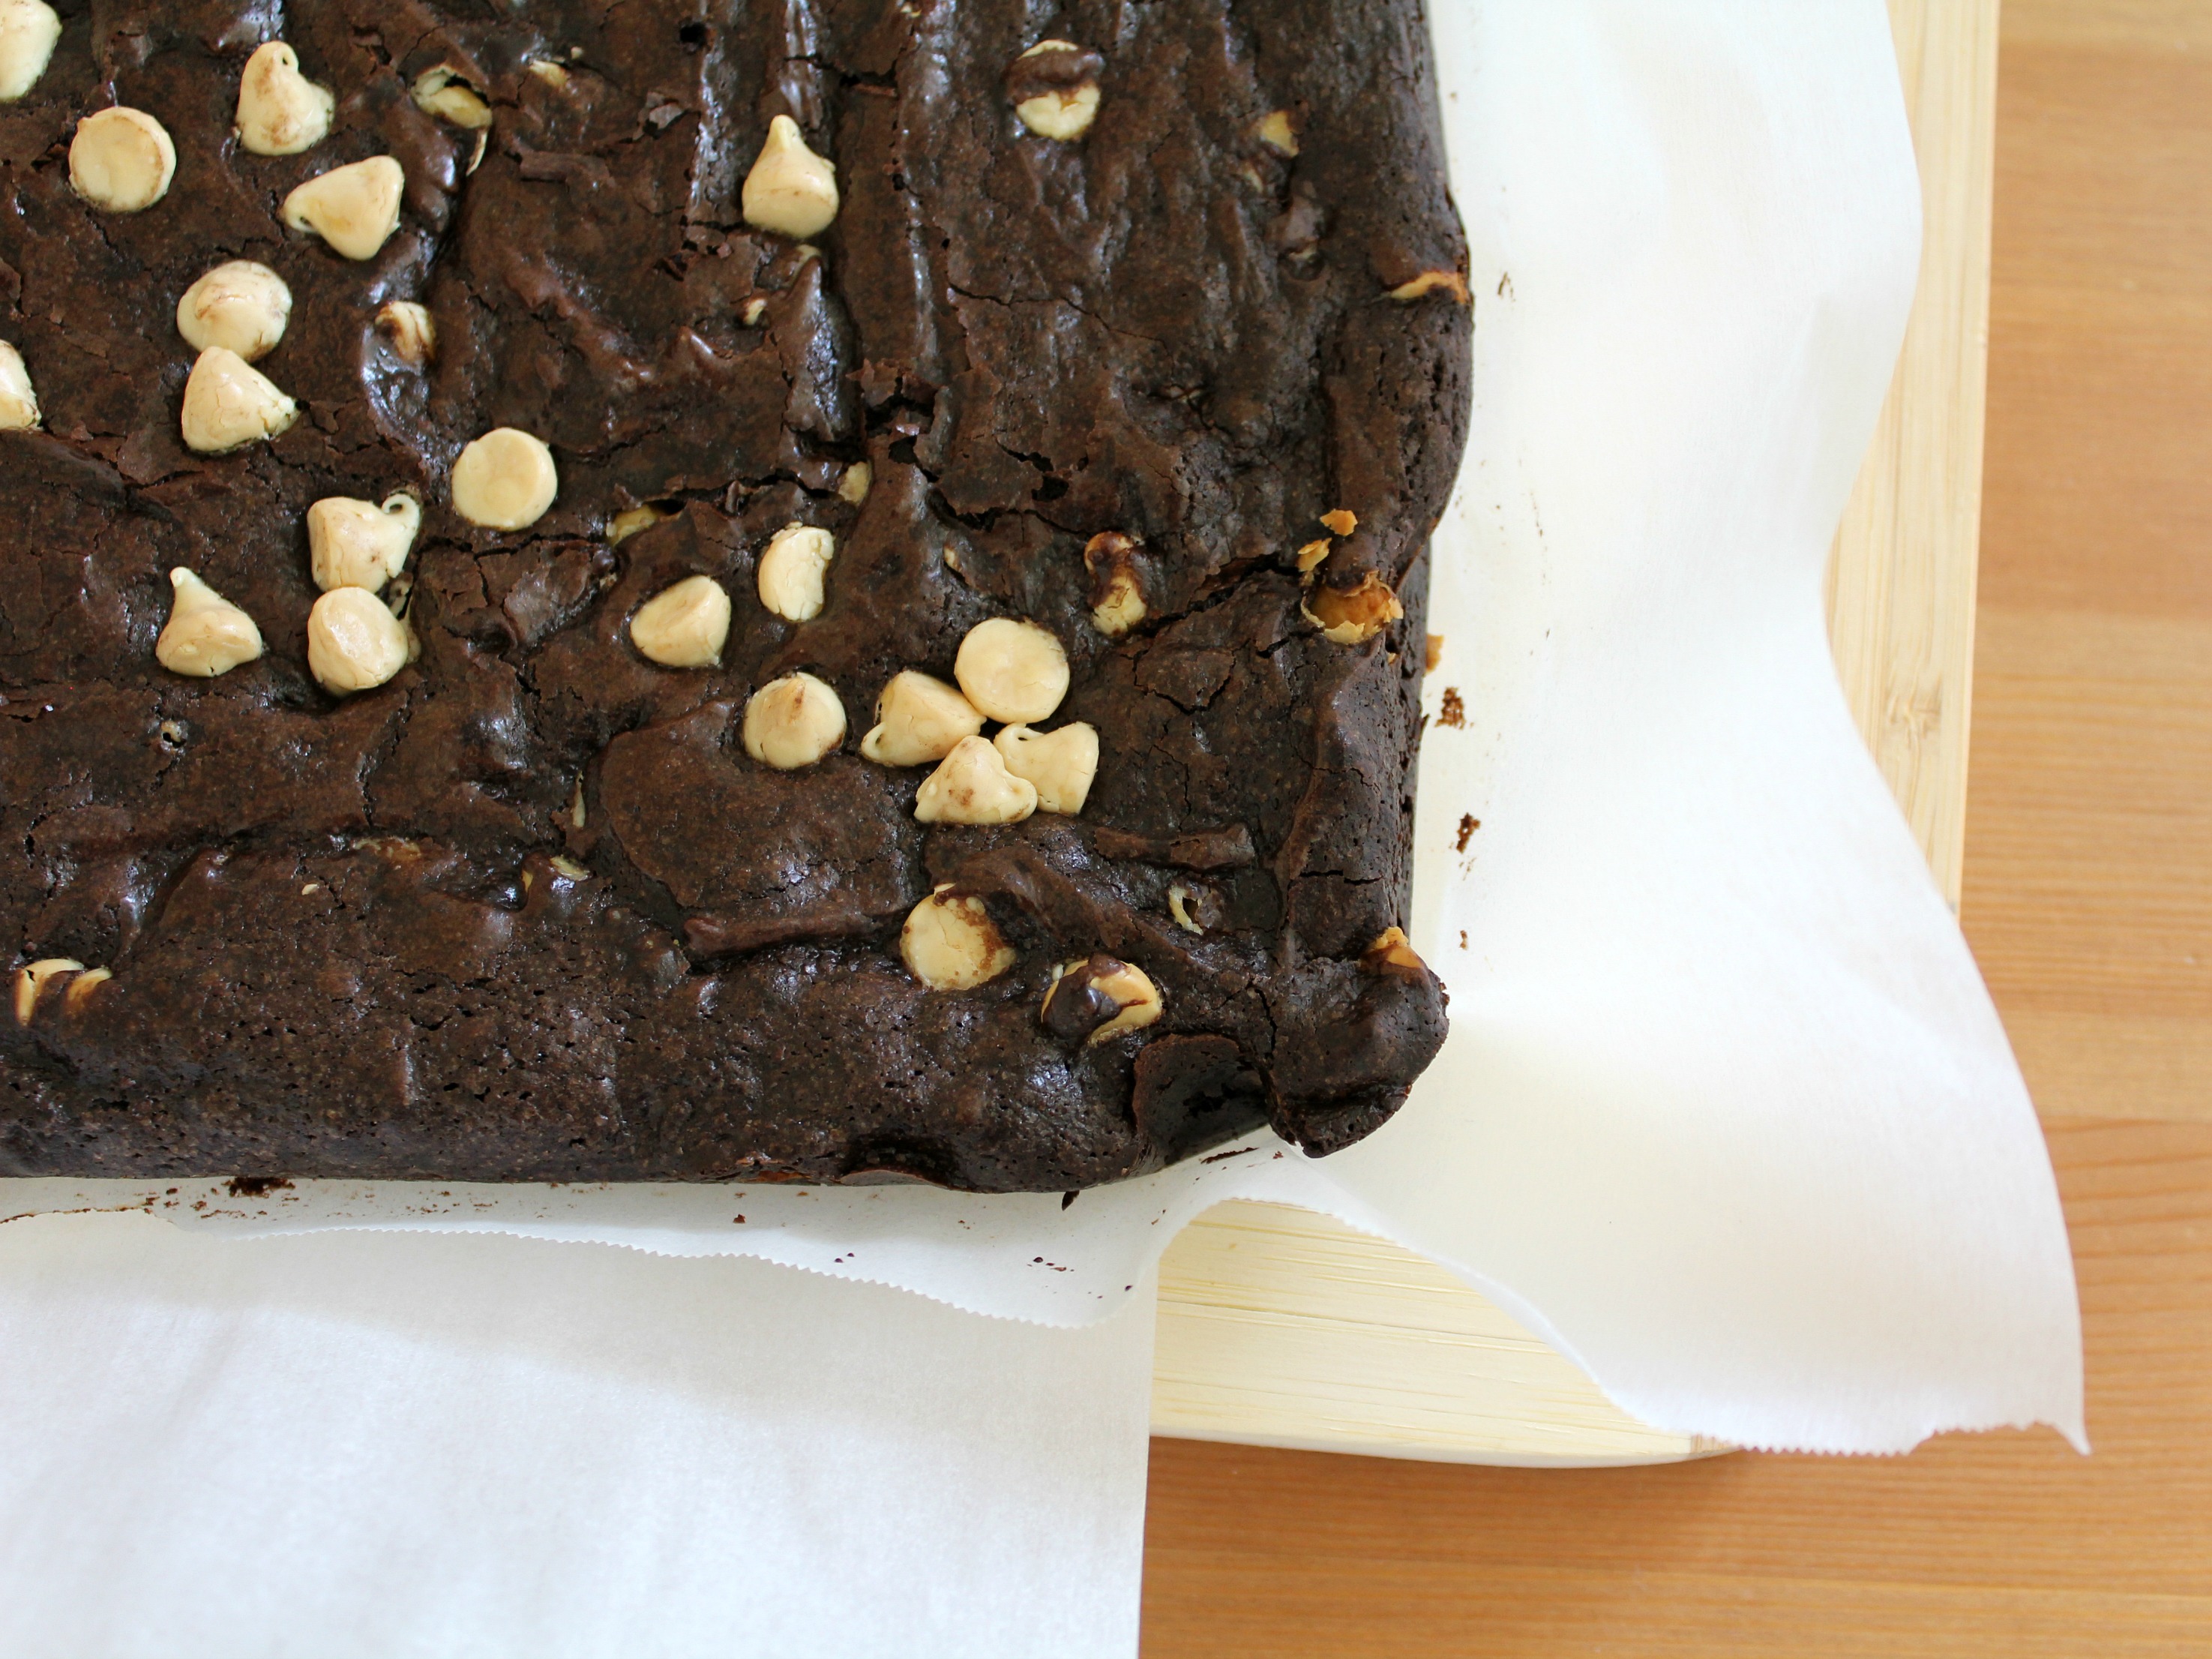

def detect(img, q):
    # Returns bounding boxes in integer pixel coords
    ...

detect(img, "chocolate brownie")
[0,0,1470,1190]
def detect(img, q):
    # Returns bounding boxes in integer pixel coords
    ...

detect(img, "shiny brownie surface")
[0,0,1469,1189]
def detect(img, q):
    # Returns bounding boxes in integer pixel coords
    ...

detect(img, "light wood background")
[1141,0,2212,1650]
[1827,0,1999,910]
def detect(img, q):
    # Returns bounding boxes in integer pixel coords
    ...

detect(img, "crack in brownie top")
[0,0,1470,1190]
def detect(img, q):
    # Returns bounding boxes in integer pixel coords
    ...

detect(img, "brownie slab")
[0,0,1470,1190]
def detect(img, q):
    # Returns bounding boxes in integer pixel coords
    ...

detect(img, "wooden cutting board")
[1149,0,1999,1466]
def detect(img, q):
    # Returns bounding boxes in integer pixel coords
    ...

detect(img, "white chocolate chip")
[307,585,412,694]
[899,885,1015,991]
[307,492,421,593]
[1090,567,1143,634]
[1167,884,1202,934]
[155,568,264,677]
[1254,109,1299,158]
[756,522,835,622]
[179,346,298,453]
[0,338,37,430]
[526,58,570,88]
[1084,531,1146,636]
[69,107,175,213]
[741,296,769,327]
[1016,84,1099,141]
[607,503,670,544]
[235,41,333,155]
[741,113,839,240]
[374,299,436,365]
[412,65,491,129]
[13,957,81,1024]
[0,0,61,103]
[450,427,558,530]
[913,734,1036,825]
[953,616,1069,724]
[628,574,730,668]
[175,260,292,362]
[742,671,847,770]
[1013,40,1101,142]
[837,461,872,504]
[993,722,1098,816]
[282,154,406,260]
[859,670,984,767]
[62,964,111,1010]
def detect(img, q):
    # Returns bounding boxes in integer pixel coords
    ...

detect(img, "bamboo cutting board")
[1149,0,2000,1466]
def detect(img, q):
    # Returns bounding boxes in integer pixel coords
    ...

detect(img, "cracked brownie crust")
[0,0,1470,1190]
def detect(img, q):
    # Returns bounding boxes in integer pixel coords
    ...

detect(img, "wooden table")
[1140,0,2212,1648]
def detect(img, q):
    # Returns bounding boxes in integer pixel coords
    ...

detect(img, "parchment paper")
[0,1212,1152,1657]
[0,3,2085,1645]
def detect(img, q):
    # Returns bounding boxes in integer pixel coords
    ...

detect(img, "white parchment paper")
[0,4,2085,1643]
[0,1213,1152,1657]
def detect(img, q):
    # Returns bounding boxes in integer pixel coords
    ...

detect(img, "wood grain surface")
[1140,1,2212,1650]
[1826,0,2000,908]
[1152,1202,1728,1466]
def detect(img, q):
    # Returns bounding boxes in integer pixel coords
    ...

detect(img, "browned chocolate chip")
[1042,952,1121,1044]
[1083,531,1149,636]
[1362,926,1430,980]
[1304,570,1404,645]
[1041,953,1162,1048]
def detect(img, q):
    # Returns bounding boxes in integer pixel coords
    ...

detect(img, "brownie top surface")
[0,0,1470,1191]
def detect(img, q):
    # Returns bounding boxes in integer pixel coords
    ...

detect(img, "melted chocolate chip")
[1040,952,1130,1046]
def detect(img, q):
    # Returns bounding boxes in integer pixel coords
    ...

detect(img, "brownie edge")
[0,0,1470,1191]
